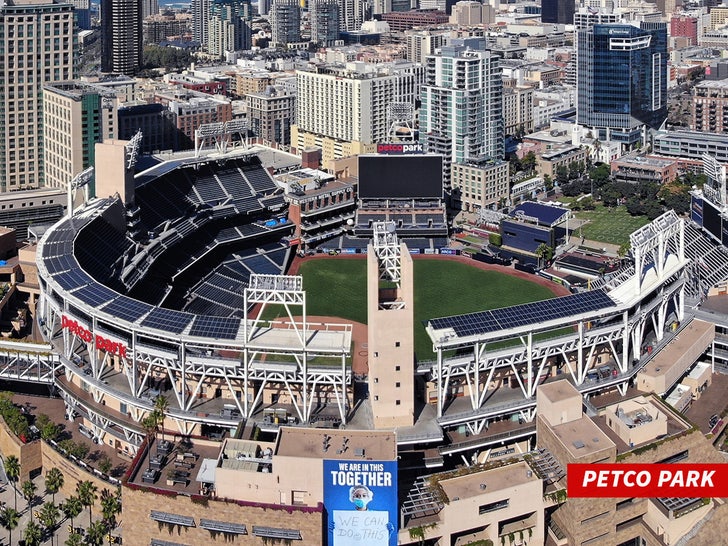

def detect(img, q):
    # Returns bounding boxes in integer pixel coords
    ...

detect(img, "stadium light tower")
[125,131,143,171]
[67,166,94,218]
[195,120,250,157]
[387,102,415,142]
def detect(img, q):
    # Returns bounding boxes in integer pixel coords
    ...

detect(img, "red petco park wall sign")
[61,316,127,358]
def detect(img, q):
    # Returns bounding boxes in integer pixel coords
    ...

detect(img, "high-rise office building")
[43,82,119,197]
[101,0,143,75]
[269,0,300,46]
[576,22,667,147]
[337,0,363,31]
[293,61,422,163]
[405,29,447,64]
[207,0,252,57]
[191,0,211,45]
[420,39,503,187]
[0,0,76,192]
[247,85,296,145]
[541,0,574,24]
[141,0,158,17]
[69,0,92,29]
[310,0,339,45]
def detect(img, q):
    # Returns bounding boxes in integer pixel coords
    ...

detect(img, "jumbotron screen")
[358,154,443,200]
[703,199,722,242]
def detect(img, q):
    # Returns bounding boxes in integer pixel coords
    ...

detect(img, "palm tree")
[65,531,85,546]
[45,468,65,504]
[4,454,20,510]
[61,495,83,531]
[99,488,121,528]
[1,506,19,546]
[86,520,107,546]
[76,480,98,523]
[153,395,170,444]
[39,501,60,543]
[21,478,37,520]
[535,243,553,269]
[23,520,43,546]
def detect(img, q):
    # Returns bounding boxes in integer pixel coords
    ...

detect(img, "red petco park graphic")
[568,464,728,498]
[61,316,128,358]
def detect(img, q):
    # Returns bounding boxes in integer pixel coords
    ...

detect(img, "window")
[395,366,400,371]
[374,378,378,383]
[478,499,509,514]
[395,341,400,347]
[395,382,400,388]
[395,400,401,406]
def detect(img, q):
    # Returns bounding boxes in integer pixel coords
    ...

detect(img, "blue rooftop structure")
[509,201,569,227]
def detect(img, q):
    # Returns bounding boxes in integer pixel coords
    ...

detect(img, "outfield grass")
[264,258,558,361]
[572,204,649,246]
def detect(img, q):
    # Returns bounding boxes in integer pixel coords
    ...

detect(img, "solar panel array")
[429,289,616,338]
[102,296,154,323]
[199,519,247,534]
[73,284,118,307]
[189,315,241,340]
[149,511,195,527]
[141,307,195,334]
[252,527,302,540]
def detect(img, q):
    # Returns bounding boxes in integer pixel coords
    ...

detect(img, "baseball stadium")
[2,137,725,546]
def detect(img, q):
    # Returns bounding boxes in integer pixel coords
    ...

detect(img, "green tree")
[35,413,61,442]
[23,519,43,546]
[76,480,98,523]
[580,196,596,210]
[45,467,65,504]
[98,457,112,476]
[588,164,611,187]
[555,165,569,185]
[618,242,630,260]
[1,506,19,546]
[543,174,553,191]
[4,454,20,510]
[521,151,536,173]
[38,500,60,537]
[153,395,170,444]
[86,520,107,546]
[21,478,37,520]
[535,243,553,268]
[65,531,85,546]
[100,488,122,528]
[61,495,83,531]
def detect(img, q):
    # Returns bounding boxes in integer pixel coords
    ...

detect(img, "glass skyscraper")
[577,22,667,147]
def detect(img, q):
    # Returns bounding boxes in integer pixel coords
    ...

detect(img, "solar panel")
[141,307,194,334]
[54,269,92,291]
[252,527,302,540]
[151,540,190,546]
[189,316,241,340]
[72,284,119,308]
[102,296,153,323]
[149,511,195,527]
[429,290,616,338]
[199,519,247,534]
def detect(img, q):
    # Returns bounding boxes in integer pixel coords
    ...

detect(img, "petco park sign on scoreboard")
[376,143,424,154]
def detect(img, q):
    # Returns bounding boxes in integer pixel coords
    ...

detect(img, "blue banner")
[691,195,703,227]
[324,459,398,546]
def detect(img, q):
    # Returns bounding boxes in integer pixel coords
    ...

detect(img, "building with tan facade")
[43,82,119,196]
[0,0,76,192]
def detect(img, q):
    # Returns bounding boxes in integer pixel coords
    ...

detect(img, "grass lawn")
[264,258,558,361]
[573,204,649,246]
